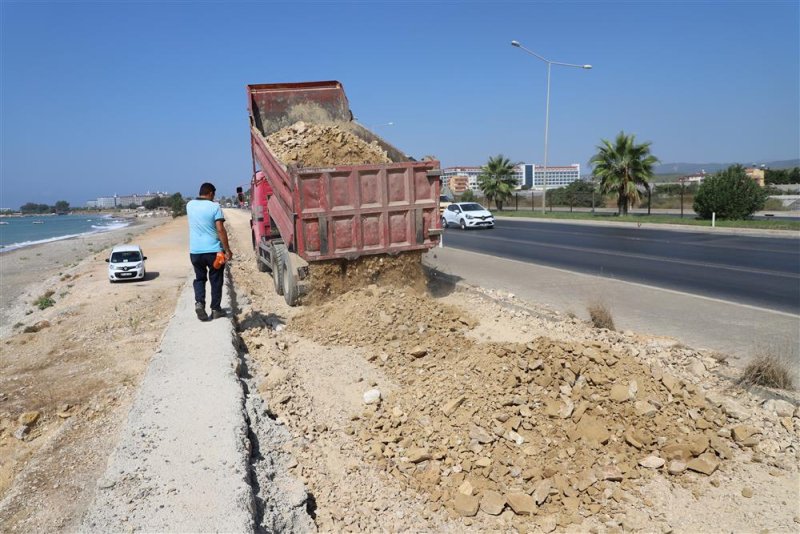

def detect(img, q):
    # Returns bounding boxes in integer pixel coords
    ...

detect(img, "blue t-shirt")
[187,199,225,254]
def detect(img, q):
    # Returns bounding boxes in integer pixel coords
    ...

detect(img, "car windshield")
[111,251,141,262]
[460,203,485,212]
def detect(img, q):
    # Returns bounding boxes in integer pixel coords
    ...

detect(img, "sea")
[0,214,132,252]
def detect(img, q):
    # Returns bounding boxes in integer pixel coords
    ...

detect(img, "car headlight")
[465,214,473,219]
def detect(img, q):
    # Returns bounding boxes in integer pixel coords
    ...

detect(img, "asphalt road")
[441,219,800,314]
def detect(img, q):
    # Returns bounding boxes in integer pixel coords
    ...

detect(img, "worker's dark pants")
[190,253,224,311]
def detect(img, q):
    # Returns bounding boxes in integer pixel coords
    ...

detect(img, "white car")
[442,202,495,230]
[106,244,147,282]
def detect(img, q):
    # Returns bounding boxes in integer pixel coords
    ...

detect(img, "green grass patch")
[498,210,800,231]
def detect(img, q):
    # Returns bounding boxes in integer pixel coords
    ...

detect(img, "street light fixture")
[511,40,591,213]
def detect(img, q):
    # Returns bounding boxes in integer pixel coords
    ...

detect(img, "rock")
[18,411,40,426]
[639,456,665,469]
[469,426,494,444]
[576,416,610,448]
[458,480,475,496]
[442,396,465,417]
[601,466,623,481]
[97,478,115,489]
[506,493,536,515]
[741,487,753,498]
[687,358,706,376]
[634,400,657,416]
[406,448,431,463]
[265,365,290,387]
[452,493,480,517]
[763,399,795,418]
[721,399,749,420]
[731,425,760,443]
[687,454,719,475]
[480,490,506,515]
[474,457,492,468]
[363,389,381,405]
[410,346,427,358]
[537,515,558,533]
[505,430,525,445]
[532,479,551,504]
[610,384,629,402]
[662,443,693,462]
[668,461,687,475]
[13,426,29,440]
[688,435,709,457]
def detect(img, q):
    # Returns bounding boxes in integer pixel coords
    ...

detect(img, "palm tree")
[478,155,518,210]
[590,132,658,215]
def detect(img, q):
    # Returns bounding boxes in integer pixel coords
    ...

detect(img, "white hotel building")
[442,164,581,193]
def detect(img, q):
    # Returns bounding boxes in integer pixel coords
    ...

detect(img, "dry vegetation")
[587,302,615,331]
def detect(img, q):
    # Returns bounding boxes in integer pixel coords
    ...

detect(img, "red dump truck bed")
[247,81,441,262]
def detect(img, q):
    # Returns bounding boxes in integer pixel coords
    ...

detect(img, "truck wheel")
[256,254,269,273]
[441,216,448,229]
[271,243,285,295]
[281,253,299,306]
[460,219,467,230]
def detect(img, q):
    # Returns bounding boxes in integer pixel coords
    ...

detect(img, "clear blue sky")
[2,1,798,208]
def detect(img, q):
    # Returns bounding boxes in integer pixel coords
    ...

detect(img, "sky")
[1,1,798,209]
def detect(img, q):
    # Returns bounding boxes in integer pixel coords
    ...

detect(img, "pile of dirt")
[266,121,391,168]
[303,252,427,305]
[290,286,778,528]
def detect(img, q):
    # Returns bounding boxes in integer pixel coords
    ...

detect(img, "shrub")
[587,302,615,330]
[34,290,55,310]
[739,352,794,390]
[693,164,768,219]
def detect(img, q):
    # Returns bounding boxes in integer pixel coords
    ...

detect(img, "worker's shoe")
[211,308,227,320]
[195,302,208,321]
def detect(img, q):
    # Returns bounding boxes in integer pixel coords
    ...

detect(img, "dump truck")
[247,81,442,306]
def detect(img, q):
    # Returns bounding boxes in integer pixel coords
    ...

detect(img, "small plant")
[739,352,794,390]
[588,302,615,330]
[34,290,55,310]
[13,322,24,329]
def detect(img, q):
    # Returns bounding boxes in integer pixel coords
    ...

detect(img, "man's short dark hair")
[199,182,216,196]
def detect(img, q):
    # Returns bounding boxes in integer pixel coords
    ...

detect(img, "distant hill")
[654,159,800,175]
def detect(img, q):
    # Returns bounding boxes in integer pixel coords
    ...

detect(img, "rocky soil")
[223,209,800,533]
[266,120,391,168]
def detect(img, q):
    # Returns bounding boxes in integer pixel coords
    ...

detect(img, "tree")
[20,202,50,214]
[459,189,476,202]
[477,154,518,210]
[547,180,595,210]
[54,200,70,213]
[590,132,658,215]
[693,164,768,220]
[169,193,187,218]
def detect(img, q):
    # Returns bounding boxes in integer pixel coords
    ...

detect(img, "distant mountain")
[654,159,800,175]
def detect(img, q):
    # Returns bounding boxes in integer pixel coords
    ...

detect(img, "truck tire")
[460,218,467,230]
[271,243,286,295]
[281,252,299,306]
[256,254,269,273]
[441,216,448,229]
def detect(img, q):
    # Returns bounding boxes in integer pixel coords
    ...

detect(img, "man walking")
[187,182,232,321]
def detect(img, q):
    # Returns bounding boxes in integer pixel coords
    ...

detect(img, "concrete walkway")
[81,272,254,532]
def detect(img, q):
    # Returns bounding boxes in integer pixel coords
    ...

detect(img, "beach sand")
[0,215,169,336]
[0,214,194,530]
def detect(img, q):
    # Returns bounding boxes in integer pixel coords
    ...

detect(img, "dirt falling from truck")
[267,121,392,168]
[302,251,427,305]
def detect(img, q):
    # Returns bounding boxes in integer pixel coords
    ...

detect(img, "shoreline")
[0,216,171,336]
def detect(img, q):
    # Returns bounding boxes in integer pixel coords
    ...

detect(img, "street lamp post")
[511,40,591,213]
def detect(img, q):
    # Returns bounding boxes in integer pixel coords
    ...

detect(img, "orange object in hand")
[213,251,226,269]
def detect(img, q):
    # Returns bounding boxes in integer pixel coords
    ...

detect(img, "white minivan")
[106,244,147,282]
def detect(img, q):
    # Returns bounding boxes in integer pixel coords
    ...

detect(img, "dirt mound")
[266,121,391,168]
[291,286,747,526]
[303,252,427,305]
